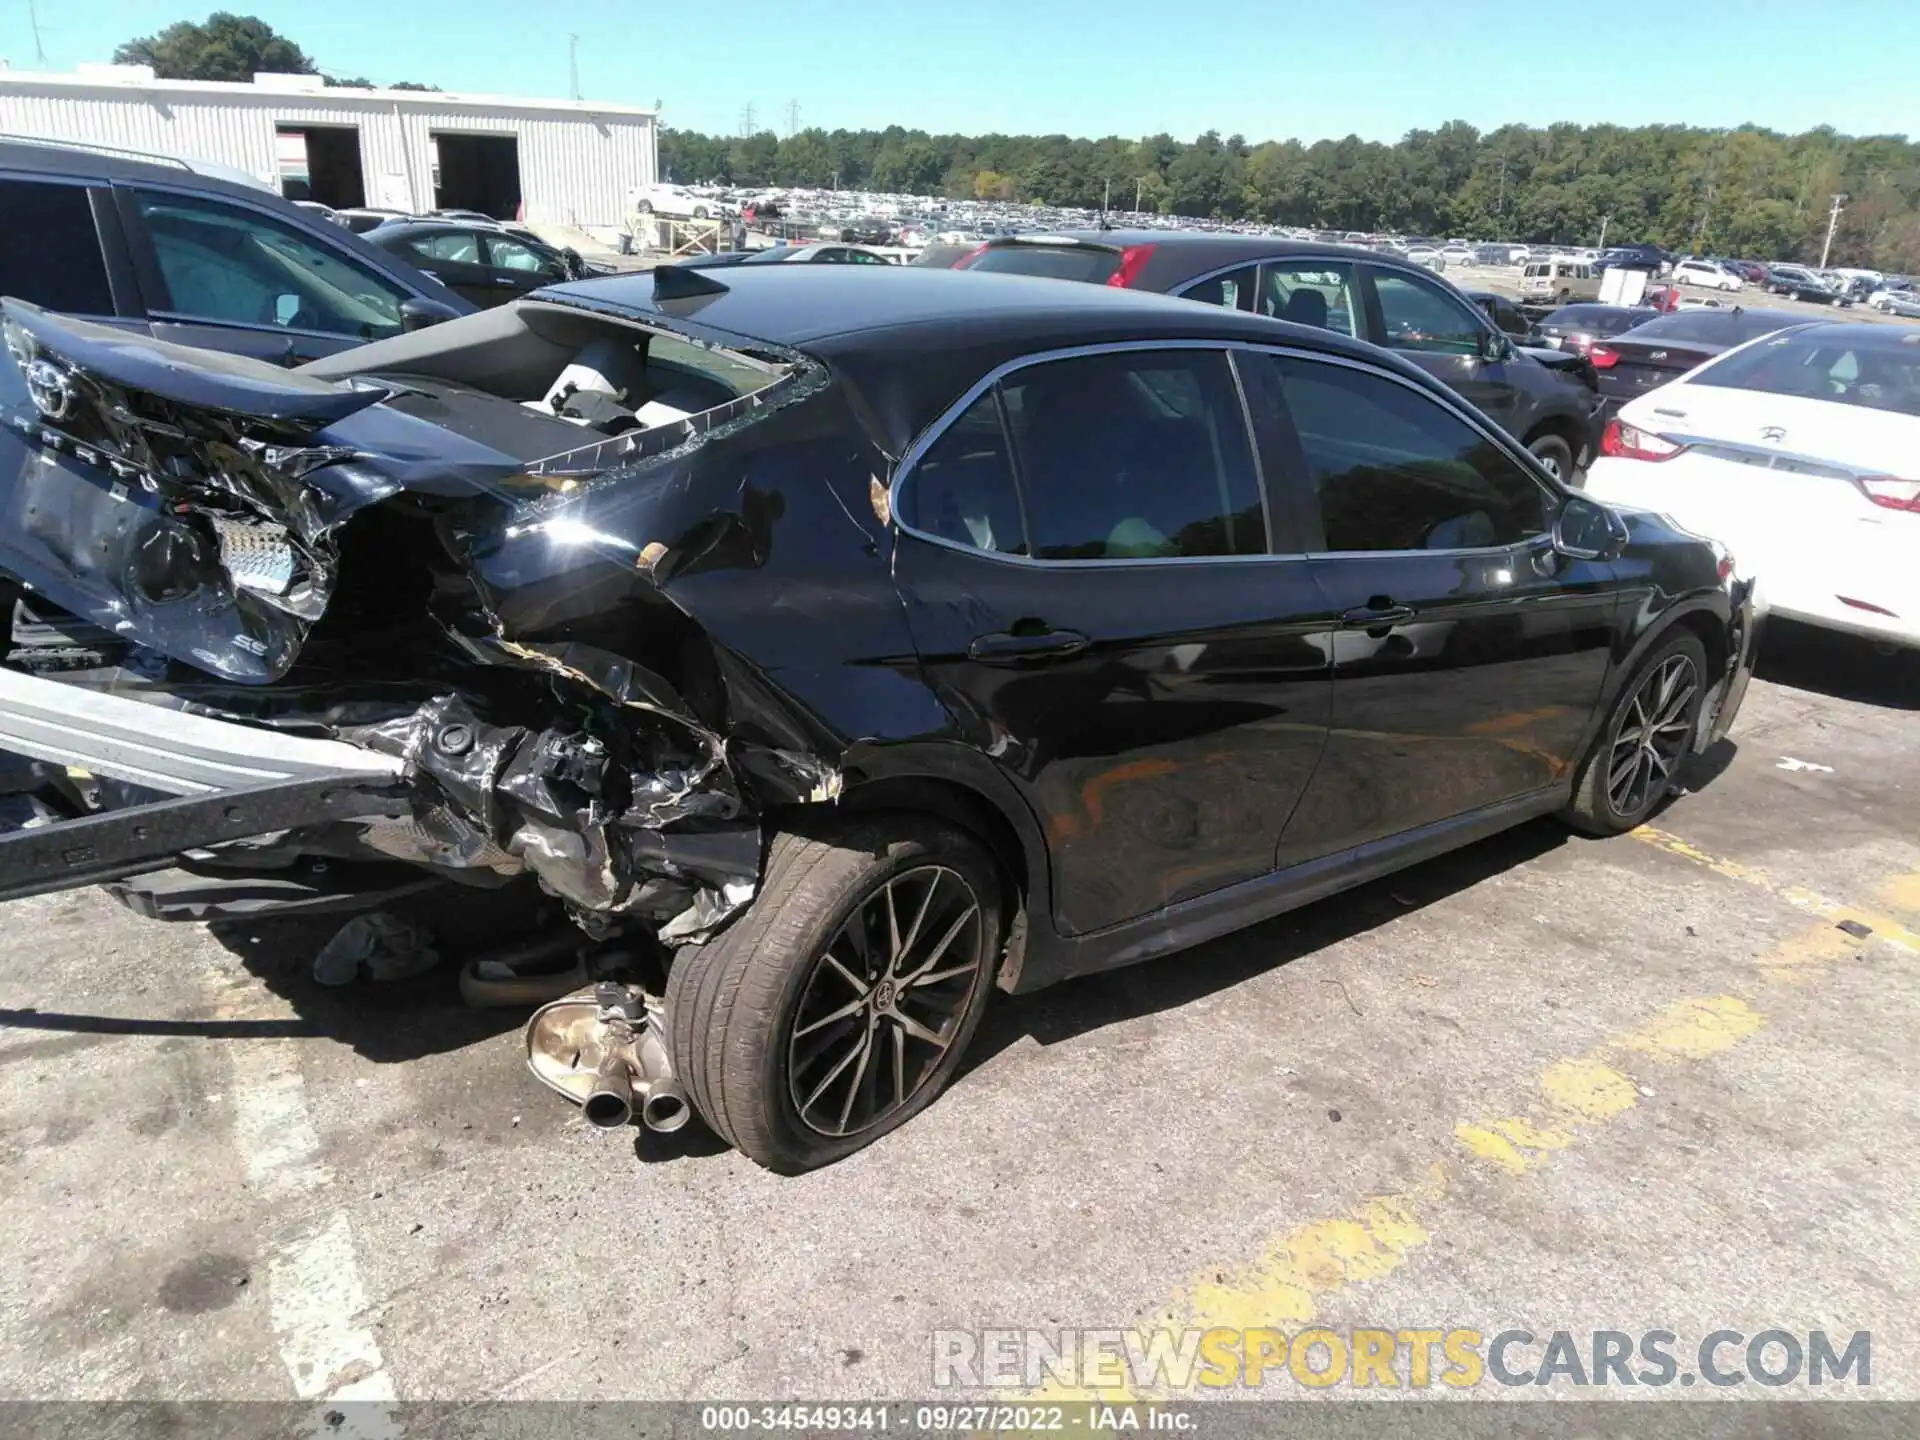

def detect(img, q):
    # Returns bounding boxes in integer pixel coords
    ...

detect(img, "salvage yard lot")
[0,627,1914,1403]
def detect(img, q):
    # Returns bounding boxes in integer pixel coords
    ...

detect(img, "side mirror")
[561,247,586,280]
[400,296,460,332]
[1479,329,1512,363]
[1553,494,1628,560]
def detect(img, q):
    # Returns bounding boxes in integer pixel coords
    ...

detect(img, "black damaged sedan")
[0,266,1758,1170]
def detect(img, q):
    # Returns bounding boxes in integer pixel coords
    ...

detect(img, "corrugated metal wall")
[0,81,656,224]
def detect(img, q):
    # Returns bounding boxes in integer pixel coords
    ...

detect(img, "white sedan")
[1672,259,1743,292]
[1584,321,1920,650]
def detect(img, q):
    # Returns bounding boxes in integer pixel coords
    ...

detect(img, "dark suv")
[957,231,1605,482]
[0,138,470,365]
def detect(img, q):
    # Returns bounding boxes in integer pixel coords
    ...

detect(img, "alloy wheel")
[1606,654,1699,818]
[786,865,986,1138]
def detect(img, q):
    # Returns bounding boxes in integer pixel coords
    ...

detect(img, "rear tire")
[1562,629,1709,836]
[1527,433,1575,484]
[665,816,1002,1172]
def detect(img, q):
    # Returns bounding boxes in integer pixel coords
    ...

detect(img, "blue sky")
[5,0,1914,143]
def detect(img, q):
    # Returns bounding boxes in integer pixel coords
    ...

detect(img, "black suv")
[0,138,470,365]
[957,231,1605,482]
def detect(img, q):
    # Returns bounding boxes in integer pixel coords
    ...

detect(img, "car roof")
[547,262,1375,351]
[542,264,1422,454]
[0,137,276,204]
[1764,321,1920,348]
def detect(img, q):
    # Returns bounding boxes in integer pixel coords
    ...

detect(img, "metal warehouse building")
[0,65,657,225]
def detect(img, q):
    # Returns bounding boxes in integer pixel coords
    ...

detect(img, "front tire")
[666,816,1002,1172]
[1562,630,1709,836]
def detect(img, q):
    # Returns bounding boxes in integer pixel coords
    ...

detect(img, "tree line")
[663,121,1920,270]
[113,12,438,92]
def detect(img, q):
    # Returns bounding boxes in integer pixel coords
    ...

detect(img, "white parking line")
[212,971,402,1431]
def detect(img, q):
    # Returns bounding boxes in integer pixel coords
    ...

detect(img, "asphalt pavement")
[0,623,1915,1410]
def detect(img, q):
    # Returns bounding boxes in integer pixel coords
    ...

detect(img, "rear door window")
[1256,261,1356,335]
[0,179,114,315]
[409,232,483,264]
[899,348,1268,561]
[999,348,1265,560]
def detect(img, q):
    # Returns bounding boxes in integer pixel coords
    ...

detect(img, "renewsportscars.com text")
[931,1327,1871,1391]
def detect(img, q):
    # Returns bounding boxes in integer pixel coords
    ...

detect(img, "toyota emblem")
[24,358,75,422]
[1760,425,1786,442]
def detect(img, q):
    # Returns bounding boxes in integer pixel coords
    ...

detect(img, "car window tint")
[898,392,1027,555]
[0,180,113,315]
[966,244,1122,284]
[1373,271,1485,356]
[484,235,548,272]
[1695,333,1920,416]
[1180,265,1257,310]
[847,249,889,265]
[1266,356,1550,552]
[409,232,483,264]
[997,349,1264,561]
[1258,261,1356,335]
[136,192,406,340]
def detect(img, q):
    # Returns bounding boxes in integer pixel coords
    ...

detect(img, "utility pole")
[567,34,580,100]
[1103,178,1110,215]
[1820,193,1847,269]
[740,103,757,138]
[1596,213,1610,249]
[1135,177,1143,212]
[786,99,800,138]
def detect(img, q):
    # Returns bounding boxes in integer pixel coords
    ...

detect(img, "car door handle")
[967,629,1090,664]
[1341,602,1416,631]
[494,277,517,285]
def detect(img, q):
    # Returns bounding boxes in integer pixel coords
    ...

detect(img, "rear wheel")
[1527,433,1575,484]
[666,816,1002,1172]
[635,199,653,214]
[1563,630,1708,836]
[693,205,710,220]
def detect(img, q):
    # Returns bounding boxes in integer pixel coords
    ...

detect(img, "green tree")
[114,12,314,81]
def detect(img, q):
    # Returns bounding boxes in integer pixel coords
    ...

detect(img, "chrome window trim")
[889,339,1288,570]
[1237,341,1562,559]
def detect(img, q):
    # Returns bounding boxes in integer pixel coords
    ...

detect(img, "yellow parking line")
[1630,826,1920,954]
[1010,842,1920,1401]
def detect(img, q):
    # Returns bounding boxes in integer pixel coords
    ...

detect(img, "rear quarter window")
[0,179,114,315]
